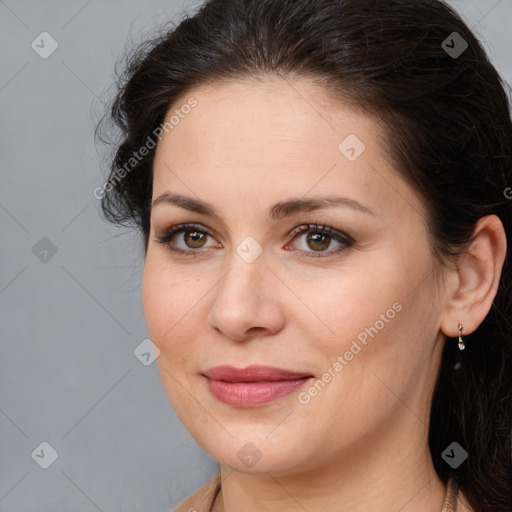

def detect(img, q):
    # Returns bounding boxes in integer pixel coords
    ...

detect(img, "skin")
[141,77,506,512]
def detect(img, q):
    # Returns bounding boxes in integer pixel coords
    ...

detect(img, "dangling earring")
[457,323,465,351]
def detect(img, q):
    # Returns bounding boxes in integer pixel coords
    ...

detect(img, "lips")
[202,365,313,382]
[202,365,314,407]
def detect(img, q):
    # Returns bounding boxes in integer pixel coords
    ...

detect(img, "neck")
[212,414,447,512]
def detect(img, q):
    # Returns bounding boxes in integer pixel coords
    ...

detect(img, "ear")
[440,214,507,338]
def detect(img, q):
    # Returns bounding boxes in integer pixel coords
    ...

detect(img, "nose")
[206,252,286,342]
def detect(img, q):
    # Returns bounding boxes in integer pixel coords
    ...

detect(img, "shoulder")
[171,473,221,512]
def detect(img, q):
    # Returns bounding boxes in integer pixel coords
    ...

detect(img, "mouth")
[202,364,313,382]
[201,365,314,407]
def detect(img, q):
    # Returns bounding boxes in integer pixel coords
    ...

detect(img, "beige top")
[172,473,221,512]
[171,472,471,512]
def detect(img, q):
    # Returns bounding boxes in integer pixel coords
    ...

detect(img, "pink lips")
[202,365,313,407]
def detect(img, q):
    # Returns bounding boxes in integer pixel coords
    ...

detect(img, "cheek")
[142,256,198,356]
[306,247,433,394]
[307,264,404,354]
[142,259,166,341]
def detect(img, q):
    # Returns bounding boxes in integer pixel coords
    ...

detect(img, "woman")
[96,0,512,510]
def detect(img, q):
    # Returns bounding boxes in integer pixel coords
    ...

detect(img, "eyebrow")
[151,192,376,221]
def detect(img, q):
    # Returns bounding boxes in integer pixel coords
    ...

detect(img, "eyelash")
[155,222,354,259]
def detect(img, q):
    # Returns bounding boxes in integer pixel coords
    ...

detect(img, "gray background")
[0,1,511,511]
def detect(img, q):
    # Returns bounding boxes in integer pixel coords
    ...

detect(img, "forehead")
[158,77,370,155]
[151,78,423,222]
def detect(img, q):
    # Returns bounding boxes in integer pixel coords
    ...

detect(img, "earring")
[457,323,465,351]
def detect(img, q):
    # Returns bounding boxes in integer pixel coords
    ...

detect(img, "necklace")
[209,473,460,511]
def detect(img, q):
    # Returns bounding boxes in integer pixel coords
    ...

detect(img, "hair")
[96,0,512,510]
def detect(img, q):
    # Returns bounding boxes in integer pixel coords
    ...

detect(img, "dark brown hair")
[96,1,512,510]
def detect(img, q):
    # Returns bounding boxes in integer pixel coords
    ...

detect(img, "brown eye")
[155,223,219,255]
[288,223,354,258]
[183,230,207,248]
[306,232,331,251]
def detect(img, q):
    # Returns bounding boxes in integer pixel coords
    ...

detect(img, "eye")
[286,223,353,258]
[155,223,218,256]
[155,222,354,258]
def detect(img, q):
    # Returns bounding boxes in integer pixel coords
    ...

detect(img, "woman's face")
[142,78,447,476]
